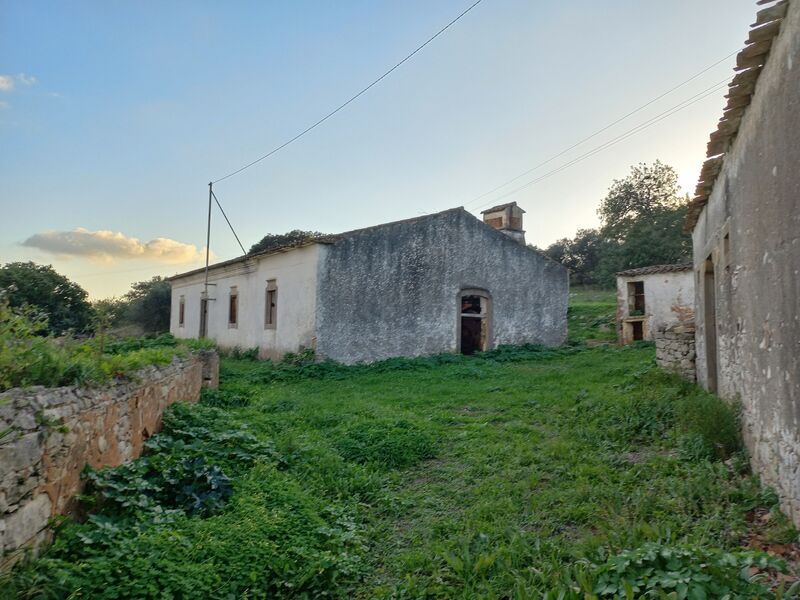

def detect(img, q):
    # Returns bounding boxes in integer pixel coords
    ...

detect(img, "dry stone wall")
[655,323,696,381]
[0,351,218,566]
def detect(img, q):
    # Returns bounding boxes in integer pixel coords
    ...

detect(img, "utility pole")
[201,181,212,338]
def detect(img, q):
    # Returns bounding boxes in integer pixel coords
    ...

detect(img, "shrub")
[335,420,435,469]
[676,390,742,461]
[570,542,791,599]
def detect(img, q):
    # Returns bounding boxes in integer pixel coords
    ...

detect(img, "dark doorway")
[459,290,491,354]
[199,298,208,338]
[632,320,643,341]
[703,258,718,392]
[460,316,483,355]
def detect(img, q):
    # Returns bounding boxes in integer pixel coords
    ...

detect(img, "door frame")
[456,288,493,354]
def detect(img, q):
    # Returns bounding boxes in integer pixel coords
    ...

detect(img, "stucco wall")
[0,352,218,566]
[170,245,321,359]
[314,208,568,364]
[692,4,800,522]
[616,271,694,343]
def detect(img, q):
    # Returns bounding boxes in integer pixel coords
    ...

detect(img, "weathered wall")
[315,208,568,364]
[0,352,218,565]
[692,4,800,522]
[655,323,696,381]
[170,245,321,360]
[616,270,694,344]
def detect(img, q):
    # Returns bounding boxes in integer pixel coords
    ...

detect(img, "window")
[228,287,238,327]
[723,233,731,270]
[265,279,277,328]
[178,296,185,327]
[627,281,645,316]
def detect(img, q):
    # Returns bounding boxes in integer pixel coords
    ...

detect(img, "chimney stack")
[480,201,526,244]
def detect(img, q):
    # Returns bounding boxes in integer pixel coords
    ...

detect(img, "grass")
[4,290,798,598]
[567,286,617,344]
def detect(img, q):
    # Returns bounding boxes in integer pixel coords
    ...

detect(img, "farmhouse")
[169,203,568,363]
[615,263,694,345]
[685,1,800,522]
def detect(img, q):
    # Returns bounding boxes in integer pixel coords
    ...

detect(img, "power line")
[466,49,738,208]
[210,189,247,255]
[474,77,730,210]
[212,0,484,184]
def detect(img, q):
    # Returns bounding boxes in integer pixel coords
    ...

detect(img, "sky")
[0,0,758,298]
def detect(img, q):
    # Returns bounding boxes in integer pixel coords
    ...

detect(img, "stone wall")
[0,351,218,566]
[315,208,568,364]
[655,323,696,381]
[690,3,800,525]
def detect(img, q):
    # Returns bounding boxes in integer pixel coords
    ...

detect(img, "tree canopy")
[248,230,326,255]
[542,161,691,286]
[0,262,94,334]
[124,276,172,333]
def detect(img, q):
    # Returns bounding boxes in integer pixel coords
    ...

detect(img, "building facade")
[615,264,694,345]
[170,205,568,363]
[685,0,800,522]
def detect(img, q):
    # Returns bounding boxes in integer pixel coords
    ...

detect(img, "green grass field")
[5,290,798,599]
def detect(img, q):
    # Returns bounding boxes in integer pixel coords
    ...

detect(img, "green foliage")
[542,161,692,286]
[0,261,93,334]
[572,542,789,599]
[676,388,742,461]
[123,276,172,334]
[248,229,327,255]
[335,420,435,469]
[3,323,789,598]
[0,303,200,391]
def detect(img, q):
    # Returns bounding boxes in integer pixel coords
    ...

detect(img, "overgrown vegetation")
[3,295,797,598]
[0,301,211,391]
[538,161,692,286]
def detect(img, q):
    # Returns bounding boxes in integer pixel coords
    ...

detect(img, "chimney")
[480,201,526,244]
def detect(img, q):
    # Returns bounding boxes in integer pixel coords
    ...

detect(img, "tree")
[0,262,93,334]
[598,160,683,240]
[542,229,608,285]
[124,276,172,333]
[248,230,326,255]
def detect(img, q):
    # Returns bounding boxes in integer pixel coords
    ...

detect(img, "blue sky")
[1,0,756,297]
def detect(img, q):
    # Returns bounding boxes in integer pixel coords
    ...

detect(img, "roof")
[480,201,526,215]
[617,263,693,277]
[684,0,790,232]
[167,207,463,282]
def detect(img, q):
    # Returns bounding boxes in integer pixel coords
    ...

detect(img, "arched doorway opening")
[458,289,491,355]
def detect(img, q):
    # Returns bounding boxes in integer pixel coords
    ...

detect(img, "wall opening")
[199,298,208,338]
[458,289,491,355]
[627,281,645,315]
[265,279,277,329]
[228,287,238,328]
[178,296,185,327]
[703,257,718,393]
[632,320,644,341]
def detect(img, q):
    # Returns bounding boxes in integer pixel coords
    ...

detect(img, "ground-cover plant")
[3,293,797,598]
[0,302,212,392]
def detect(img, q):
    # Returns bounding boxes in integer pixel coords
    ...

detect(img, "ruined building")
[685,0,800,522]
[169,203,568,363]
[615,263,694,345]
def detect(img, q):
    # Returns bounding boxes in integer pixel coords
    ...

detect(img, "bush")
[335,420,436,469]
[570,542,791,599]
[676,390,742,461]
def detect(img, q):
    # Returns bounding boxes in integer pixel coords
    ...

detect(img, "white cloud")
[22,228,209,265]
[16,73,37,86]
[0,73,38,93]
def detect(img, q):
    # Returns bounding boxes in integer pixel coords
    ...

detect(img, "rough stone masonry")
[655,323,696,382]
[0,351,218,567]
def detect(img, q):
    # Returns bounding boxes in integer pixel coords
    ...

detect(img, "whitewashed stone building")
[169,204,568,363]
[684,0,800,524]
[615,264,694,345]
